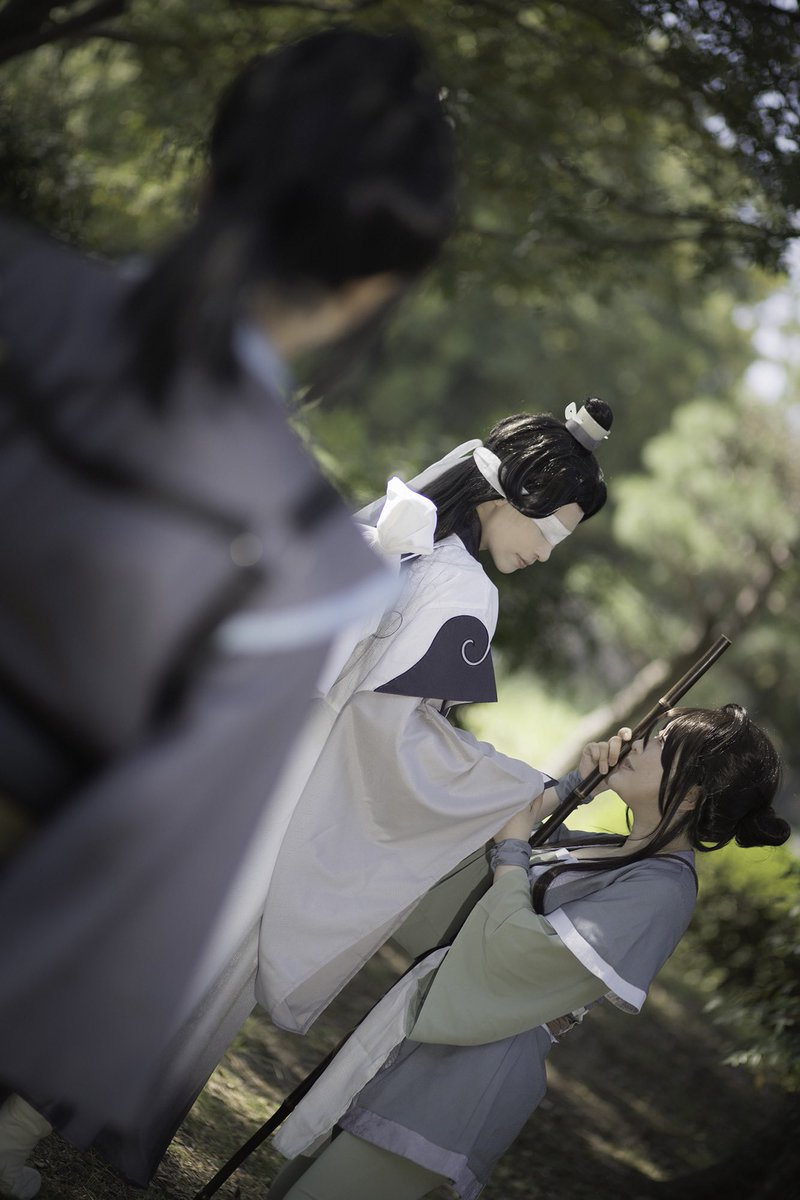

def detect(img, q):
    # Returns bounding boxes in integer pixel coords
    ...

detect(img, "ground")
[29,934,790,1200]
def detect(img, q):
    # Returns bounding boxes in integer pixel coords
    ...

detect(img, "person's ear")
[677,785,701,815]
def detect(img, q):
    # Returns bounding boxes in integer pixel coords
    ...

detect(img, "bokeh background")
[2,3,797,1198]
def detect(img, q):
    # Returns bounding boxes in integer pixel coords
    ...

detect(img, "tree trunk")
[546,542,793,777]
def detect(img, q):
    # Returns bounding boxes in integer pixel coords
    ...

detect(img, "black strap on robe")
[0,352,339,816]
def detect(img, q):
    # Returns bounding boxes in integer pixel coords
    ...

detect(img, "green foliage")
[642,0,800,220]
[578,394,800,761]
[679,845,800,1091]
[3,0,799,797]
[615,399,799,583]
[0,47,95,237]
[2,1,798,272]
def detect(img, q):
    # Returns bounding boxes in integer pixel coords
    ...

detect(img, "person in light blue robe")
[267,704,788,1200]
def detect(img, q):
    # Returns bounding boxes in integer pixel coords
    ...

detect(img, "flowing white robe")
[257,533,547,1033]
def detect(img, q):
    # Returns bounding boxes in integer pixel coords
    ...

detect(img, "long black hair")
[531,704,788,913]
[124,27,457,400]
[421,398,613,544]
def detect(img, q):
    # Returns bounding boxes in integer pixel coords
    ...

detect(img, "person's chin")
[607,771,626,797]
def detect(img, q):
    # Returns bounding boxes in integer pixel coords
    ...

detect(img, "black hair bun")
[584,396,613,434]
[735,806,791,848]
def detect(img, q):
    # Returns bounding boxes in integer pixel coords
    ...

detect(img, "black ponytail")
[124,28,456,402]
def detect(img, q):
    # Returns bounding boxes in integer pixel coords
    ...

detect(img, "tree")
[1,1,797,274]
[5,0,797,755]
[545,393,800,773]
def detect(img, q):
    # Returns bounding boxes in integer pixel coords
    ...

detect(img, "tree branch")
[86,25,194,51]
[229,0,384,14]
[545,541,795,777]
[462,221,793,256]
[0,1,86,40]
[0,0,128,65]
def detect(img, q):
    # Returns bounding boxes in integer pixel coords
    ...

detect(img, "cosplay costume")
[0,220,389,1145]
[256,451,548,1035]
[257,407,610,1035]
[273,833,698,1200]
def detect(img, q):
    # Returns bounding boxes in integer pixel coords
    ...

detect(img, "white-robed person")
[257,399,614,1033]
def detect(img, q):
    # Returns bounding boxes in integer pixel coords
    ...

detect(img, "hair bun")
[564,397,613,453]
[584,396,613,434]
[735,806,791,849]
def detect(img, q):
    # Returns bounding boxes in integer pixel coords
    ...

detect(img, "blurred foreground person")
[0,27,455,1198]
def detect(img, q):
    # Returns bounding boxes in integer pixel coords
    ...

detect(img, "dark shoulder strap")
[0,357,264,810]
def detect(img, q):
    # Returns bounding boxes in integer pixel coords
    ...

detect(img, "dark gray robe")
[0,220,388,1155]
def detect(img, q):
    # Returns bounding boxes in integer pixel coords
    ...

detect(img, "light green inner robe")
[410,869,607,1046]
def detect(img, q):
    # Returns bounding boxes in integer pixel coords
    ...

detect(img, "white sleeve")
[345,690,544,840]
[257,689,546,1033]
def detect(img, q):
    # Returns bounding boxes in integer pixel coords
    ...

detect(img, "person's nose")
[537,543,552,563]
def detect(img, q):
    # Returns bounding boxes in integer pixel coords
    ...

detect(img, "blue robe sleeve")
[546,857,698,1012]
[375,614,497,704]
